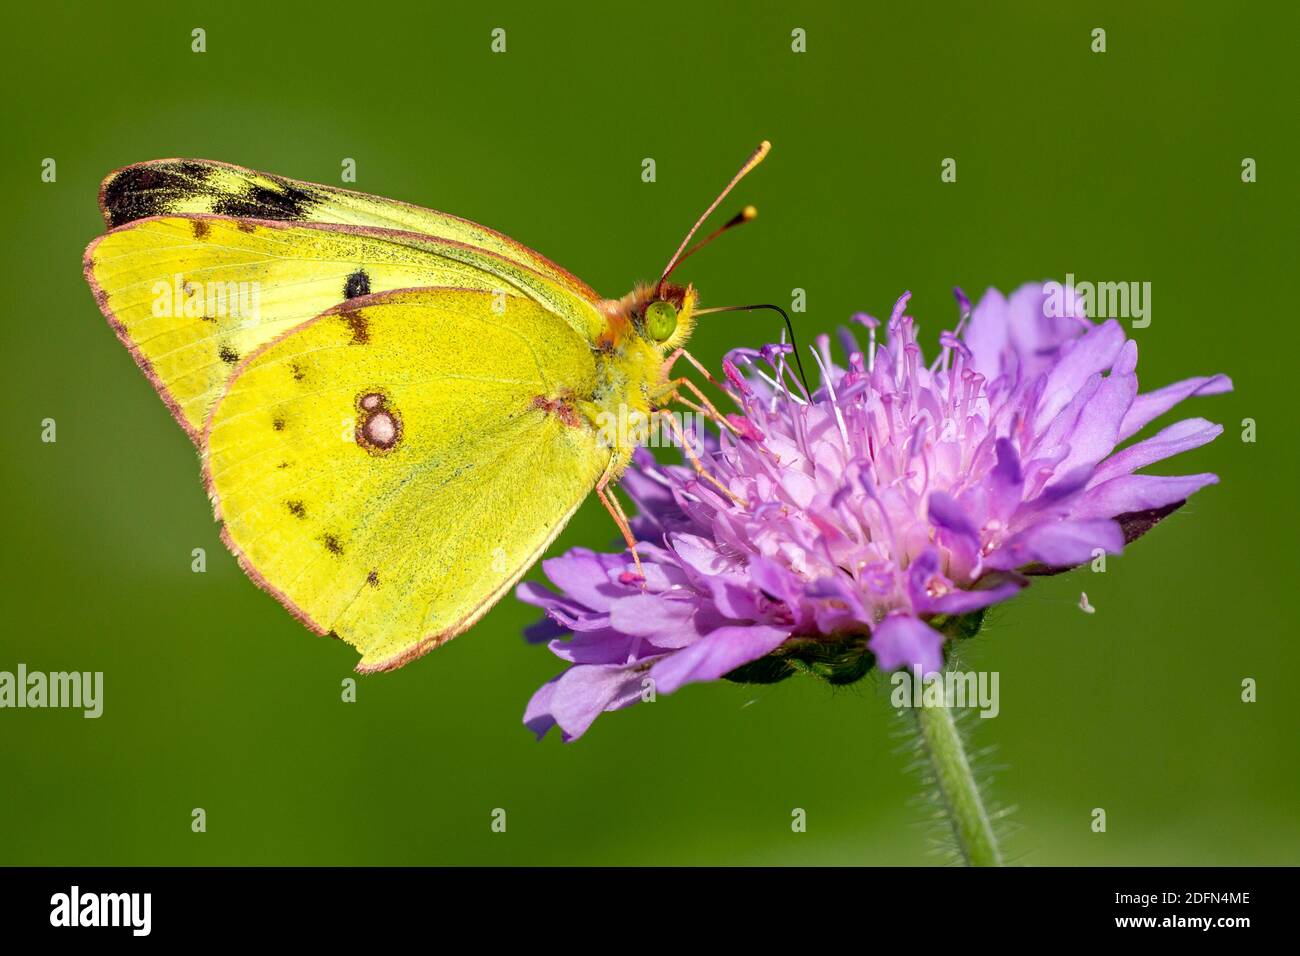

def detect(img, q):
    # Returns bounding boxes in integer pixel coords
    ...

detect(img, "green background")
[2,1,1295,865]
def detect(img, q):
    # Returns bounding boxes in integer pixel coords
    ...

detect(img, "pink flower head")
[519,283,1232,740]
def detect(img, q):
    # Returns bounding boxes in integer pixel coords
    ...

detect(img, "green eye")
[644,300,678,342]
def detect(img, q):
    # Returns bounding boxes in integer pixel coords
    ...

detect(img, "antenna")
[656,141,771,297]
[678,205,757,264]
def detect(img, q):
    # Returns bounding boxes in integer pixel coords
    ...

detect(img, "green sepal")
[724,632,874,687]
[722,610,988,687]
[928,608,986,641]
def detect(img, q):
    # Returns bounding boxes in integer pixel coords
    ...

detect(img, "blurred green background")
[2,1,1296,865]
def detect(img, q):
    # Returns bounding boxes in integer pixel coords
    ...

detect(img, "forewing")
[203,288,610,672]
[98,159,599,300]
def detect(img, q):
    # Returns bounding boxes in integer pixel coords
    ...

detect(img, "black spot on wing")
[286,500,306,519]
[219,345,239,364]
[210,175,319,220]
[344,269,371,299]
[102,161,213,227]
[323,533,344,556]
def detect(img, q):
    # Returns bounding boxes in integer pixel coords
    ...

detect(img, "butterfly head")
[638,281,697,348]
[603,281,697,352]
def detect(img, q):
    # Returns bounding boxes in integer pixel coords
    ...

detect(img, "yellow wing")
[98,158,599,300]
[85,215,604,440]
[203,288,611,672]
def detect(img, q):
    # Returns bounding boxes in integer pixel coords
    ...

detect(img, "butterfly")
[83,143,801,672]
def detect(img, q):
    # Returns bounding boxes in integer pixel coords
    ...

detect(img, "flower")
[519,283,1232,740]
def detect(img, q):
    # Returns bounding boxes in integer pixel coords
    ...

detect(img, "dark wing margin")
[95,158,601,301]
[100,160,321,227]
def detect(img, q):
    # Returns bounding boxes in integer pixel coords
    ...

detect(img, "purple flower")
[520,283,1231,740]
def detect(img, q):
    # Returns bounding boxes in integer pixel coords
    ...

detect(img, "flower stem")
[914,693,1002,866]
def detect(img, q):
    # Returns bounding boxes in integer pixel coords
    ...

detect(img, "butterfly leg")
[663,347,739,402]
[652,409,747,508]
[659,348,743,433]
[656,379,783,472]
[595,471,645,583]
[657,376,743,437]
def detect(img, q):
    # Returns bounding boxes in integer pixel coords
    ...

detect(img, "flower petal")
[1035,320,1127,430]
[1048,342,1138,480]
[704,574,761,620]
[517,581,611,633]
[523,614,568,644]
[805,575,872,632]
[670,532,735,577]
[550,663,656,740]
[549,629,638,664]
[963,287,1010,377]
[985,519,1124,571]
[650,625,791,695]
[541,550,627,612]
[1117,374,1233,441]
[1070,472,1219,521]
[868,614,945,675]
[927,490,979,540]
[516,581,579,616]
[906,547,1025,614]
[608,593,701,645]
[523,674,563,741]
[929,576,1025,614]
[1091,418,1224,485]
[927,491,981,574]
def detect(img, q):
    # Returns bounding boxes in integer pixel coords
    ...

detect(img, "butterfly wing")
[98,159,599,300]
[85,215,605,440]
[203,287,610,672]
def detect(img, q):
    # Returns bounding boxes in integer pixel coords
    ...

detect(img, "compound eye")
[644,300,678,342]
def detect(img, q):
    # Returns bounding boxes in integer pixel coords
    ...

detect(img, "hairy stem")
[914,692,1002,866]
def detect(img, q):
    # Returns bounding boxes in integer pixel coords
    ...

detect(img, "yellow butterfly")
[83,144,793,672]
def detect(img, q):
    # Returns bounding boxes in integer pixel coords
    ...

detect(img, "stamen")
[808,344,850,451]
